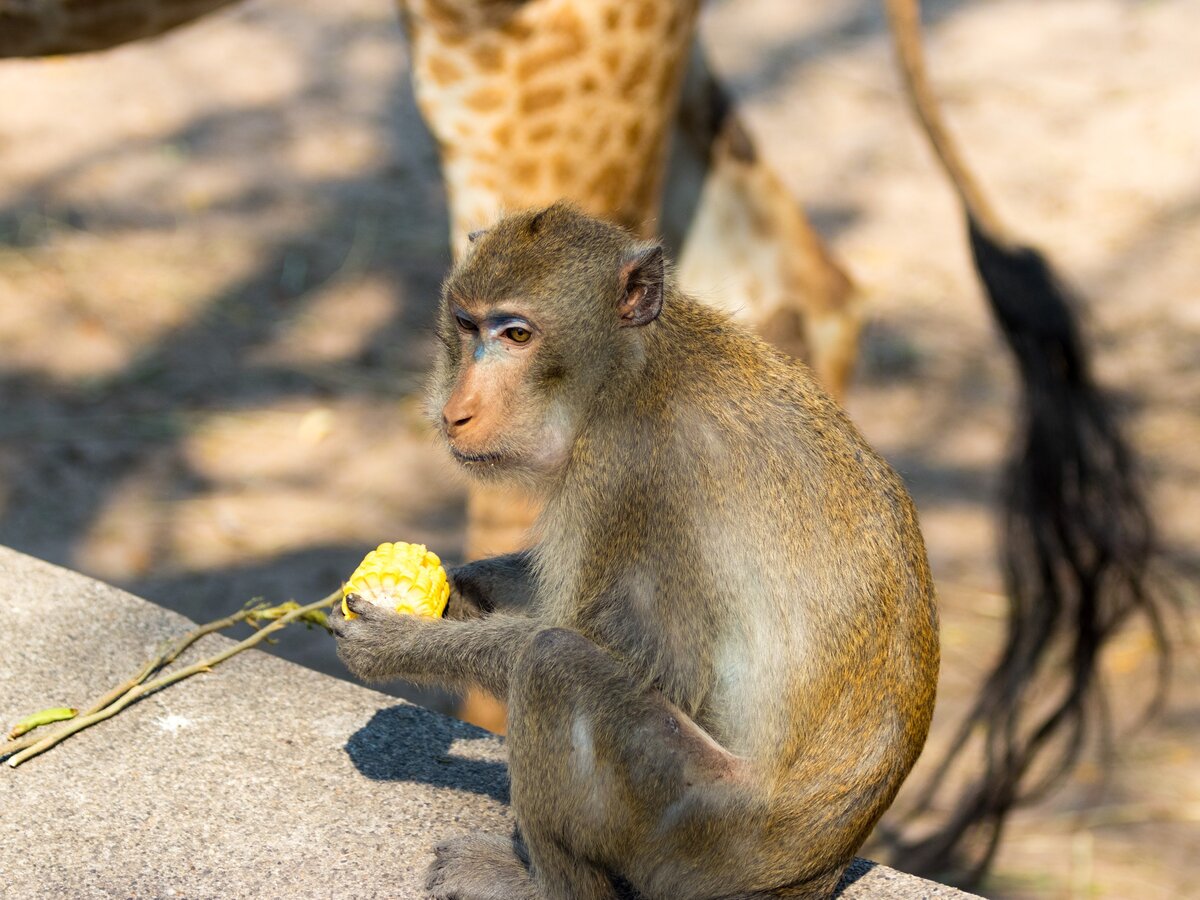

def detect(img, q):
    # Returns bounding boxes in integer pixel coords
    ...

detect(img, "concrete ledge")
[0,547,978,898]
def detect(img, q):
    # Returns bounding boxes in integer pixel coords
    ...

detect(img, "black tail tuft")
[893,216,1174,883]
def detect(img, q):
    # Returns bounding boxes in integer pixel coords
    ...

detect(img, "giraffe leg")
[456,483,543,733]
[670,41,862,400]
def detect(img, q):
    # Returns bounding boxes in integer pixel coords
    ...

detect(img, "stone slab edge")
[0,546,979,899]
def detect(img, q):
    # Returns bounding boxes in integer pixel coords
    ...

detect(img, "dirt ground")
[0,0,1196,896]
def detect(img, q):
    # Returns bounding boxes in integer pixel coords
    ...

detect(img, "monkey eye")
[504,326,532,344]
[454,313,478,334]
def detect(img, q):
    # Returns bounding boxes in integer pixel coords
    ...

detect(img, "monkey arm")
[445,550,536,620]
[329,596,535,700]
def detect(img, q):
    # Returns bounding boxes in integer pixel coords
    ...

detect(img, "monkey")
[328,202,939,900]
[5,4,1170,885]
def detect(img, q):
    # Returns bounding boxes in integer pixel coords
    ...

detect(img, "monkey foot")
[425,833,536,900]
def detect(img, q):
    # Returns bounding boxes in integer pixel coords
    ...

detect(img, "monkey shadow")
[344,704,510,805]
[833,858,879,896]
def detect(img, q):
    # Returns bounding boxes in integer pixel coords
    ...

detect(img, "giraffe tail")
[878,0,1177,884]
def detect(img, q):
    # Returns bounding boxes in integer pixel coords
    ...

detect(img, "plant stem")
[5,591,338,768]
[1,607,262,758]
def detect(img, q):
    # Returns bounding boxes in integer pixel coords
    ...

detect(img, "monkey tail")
[880,0,1175,884]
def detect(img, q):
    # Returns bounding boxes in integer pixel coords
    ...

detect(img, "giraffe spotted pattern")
[405,0,700,257]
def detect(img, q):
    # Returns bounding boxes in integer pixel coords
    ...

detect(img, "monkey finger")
[342,592,378,617]
[329,602,362,638]
[349,594,411,625]
[343,592,383,621]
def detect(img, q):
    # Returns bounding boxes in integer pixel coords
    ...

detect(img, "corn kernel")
[341,541,450,619]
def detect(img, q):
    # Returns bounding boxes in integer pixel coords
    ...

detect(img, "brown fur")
[329,204,939,900]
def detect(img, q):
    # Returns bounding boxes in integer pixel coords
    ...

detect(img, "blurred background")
[0,0,1196,896]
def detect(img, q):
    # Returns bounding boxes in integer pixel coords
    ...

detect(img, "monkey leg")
[504,629,735,900]
[474,627,834,900]
[427,625,736,900]
[447,551,537,620]
[426,832,536,900]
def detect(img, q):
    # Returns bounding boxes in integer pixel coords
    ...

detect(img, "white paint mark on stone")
[155,713,193,733]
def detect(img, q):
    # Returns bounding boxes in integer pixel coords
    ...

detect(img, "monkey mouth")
[448,446,508,467]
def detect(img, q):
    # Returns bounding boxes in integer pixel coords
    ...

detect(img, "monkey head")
[428,202,665,486]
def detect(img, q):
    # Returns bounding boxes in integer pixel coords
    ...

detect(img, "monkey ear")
[617,245,664,327]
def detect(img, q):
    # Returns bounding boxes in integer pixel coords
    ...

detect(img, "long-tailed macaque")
[329,203,939,900]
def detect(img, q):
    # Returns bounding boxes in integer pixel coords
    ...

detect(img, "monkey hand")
[444,567,494,619]
[328,592,427,683]
[340,541,450,620]
[443,552,536,619]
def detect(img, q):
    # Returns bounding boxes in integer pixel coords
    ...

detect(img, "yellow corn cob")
[341,541,450,620]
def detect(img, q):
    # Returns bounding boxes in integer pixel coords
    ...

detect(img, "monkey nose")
[442,408,474,437]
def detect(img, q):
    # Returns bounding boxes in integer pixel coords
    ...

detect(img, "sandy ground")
[0,0,1197,896]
